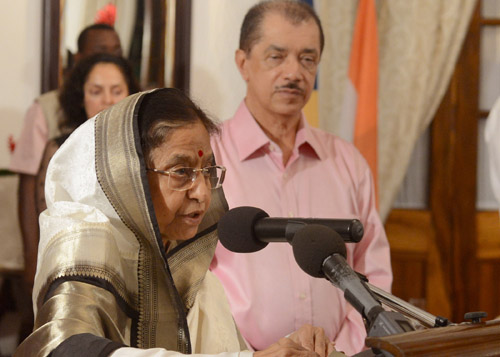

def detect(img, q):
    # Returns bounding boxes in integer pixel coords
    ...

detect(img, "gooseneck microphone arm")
[366,282,449,328]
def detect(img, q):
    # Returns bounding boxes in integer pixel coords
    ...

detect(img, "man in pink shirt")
[210,1,392,355]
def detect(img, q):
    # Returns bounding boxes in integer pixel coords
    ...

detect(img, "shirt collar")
[229,100,324,162]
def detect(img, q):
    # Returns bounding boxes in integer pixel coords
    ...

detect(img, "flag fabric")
[340,0,379,204]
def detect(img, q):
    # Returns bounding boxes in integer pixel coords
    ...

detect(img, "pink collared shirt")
[210,101,392,355]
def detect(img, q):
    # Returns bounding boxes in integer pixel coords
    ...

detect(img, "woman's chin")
[163,227,199,242]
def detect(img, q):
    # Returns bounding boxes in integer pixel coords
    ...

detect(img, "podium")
[364,319,500,356]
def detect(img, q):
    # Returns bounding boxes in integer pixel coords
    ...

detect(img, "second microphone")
[218,206,364,253]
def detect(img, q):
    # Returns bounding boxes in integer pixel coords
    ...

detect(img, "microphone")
[291,224,381,319]
[217,206,364,253]
[292,224,414,337]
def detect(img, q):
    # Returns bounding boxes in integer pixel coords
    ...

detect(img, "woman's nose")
[102,91,113,106]
[188,172,210,202]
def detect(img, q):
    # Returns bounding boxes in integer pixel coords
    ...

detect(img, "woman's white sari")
[15,90,248,357]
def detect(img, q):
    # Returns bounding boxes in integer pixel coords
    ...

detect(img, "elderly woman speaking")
[15,89,335,357]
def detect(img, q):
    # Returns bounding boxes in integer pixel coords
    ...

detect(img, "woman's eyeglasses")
[147,165,226,191]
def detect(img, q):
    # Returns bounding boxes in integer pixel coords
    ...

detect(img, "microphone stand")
[366,282,449,328]
[352,283,452,356]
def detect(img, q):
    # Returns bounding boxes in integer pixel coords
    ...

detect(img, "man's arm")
[10,101,51,290]
[336,155,393,355]
[352,164,392,292]
[18,173,40,290]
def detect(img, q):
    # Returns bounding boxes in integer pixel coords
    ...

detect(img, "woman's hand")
[255,324,337,357]
[288,324,336,357]
[254,337,321,357]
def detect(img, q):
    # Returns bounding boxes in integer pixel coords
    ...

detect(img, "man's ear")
[235,49,249,82]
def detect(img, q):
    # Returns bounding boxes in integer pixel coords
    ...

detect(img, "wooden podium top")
[365,319,500,356]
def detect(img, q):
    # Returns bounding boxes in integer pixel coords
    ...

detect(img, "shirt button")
[283,173,288,179]
[288,211,294,217]
[299,292,307,300]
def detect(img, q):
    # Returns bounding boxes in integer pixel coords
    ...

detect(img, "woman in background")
[35,53,140,216]
[21,54,140,297]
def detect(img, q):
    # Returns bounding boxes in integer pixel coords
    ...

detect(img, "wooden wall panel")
[390,253,426,308]
[385,209,451,318]
[387,209,500,323]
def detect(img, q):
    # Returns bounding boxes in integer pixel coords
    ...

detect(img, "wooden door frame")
[430,1,480,321]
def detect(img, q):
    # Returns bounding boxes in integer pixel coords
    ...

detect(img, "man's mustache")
[276,82,304,93]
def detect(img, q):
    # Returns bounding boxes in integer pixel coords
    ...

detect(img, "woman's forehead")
[162,122,210,148]
[153,149,214,168]
[151,123,213,164]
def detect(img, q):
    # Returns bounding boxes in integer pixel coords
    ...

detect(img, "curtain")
[318,0,477,221]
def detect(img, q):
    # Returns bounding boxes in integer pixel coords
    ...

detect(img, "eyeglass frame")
[146,165,226,191]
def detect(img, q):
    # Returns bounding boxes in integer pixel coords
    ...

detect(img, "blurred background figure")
[5,24,124,351]
[66,23,122,74]
[35,53,140,235]
[10,24,123,294]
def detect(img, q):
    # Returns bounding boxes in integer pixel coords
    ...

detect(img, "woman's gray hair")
[138,88,219,165]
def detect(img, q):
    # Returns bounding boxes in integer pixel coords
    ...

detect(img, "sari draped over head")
[15,90,247,357]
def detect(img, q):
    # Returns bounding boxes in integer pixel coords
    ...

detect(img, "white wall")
[190,0,259,122]
[0,0,41,169]
[1,0,259,169]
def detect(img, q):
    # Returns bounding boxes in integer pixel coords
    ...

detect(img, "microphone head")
[292,224,347,278]
[218,206,270,253]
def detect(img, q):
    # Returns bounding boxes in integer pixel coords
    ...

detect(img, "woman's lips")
[181,211,204,225]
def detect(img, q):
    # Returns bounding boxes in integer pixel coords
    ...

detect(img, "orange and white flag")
[340,0,379,203]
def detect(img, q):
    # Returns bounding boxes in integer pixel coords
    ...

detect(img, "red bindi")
[198,150,203,157]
